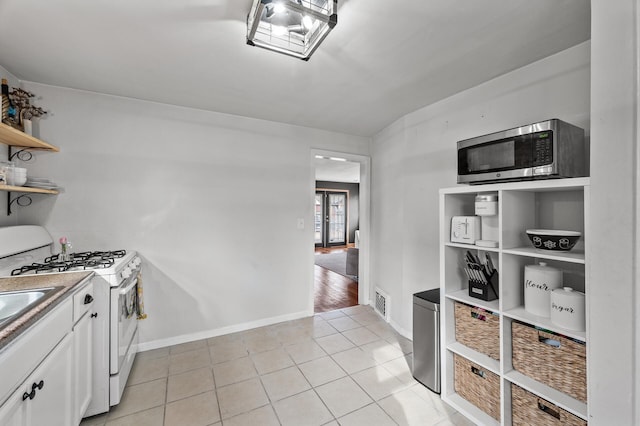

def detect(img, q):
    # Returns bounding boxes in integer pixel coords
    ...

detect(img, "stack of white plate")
[25,177,59,190]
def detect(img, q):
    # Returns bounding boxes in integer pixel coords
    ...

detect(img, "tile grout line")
[91,306,456,426]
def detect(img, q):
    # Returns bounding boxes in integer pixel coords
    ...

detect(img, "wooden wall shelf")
[0,122,60,215]
[0,123,59,151]
[0,185,59,195]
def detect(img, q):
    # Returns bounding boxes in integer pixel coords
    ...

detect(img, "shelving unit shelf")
[440,178,590,425]
[0,122,60,215]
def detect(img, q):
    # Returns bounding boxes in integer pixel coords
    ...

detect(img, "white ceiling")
[315,157,360,183]
[0,0,590,137]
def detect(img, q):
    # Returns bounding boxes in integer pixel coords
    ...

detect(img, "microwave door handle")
[119,278,138,296]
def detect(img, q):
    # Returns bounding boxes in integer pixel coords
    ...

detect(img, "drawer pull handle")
[32,380,44,391]
[470,366,486,378]
[91,312,98,318]
[538,401,561,420]
[84,294,94,304]
[22,390,35,401]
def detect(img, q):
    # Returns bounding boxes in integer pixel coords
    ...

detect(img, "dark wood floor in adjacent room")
[314,245,358,313]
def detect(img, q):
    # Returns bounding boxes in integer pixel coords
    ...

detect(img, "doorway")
[315,190,348,247]
[312,153,365,313]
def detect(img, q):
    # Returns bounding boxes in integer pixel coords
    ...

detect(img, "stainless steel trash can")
[412,288,441,393]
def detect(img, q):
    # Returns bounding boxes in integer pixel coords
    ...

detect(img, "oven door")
[109,275,138,375]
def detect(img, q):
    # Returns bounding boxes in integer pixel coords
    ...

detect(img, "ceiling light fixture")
[247,0,338,61]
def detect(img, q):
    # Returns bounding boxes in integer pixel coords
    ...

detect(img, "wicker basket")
[454,354,500,421]
[454,302,500,360]
[512,384,587,425]
[512,321,586,402]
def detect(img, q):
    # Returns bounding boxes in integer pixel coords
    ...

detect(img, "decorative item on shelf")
[8,87,47,135]
[475,193,498,248]
[1,78,19,128]
[524,262,562,317]
[526,229,581,251]
[550,287,586,331]
[465,251,498,301]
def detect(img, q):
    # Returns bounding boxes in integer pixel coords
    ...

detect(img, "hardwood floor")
[314,244,358,313]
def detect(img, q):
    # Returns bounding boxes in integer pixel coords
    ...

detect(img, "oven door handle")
[119,278,138,295]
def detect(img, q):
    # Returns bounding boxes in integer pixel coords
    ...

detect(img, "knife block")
[468,270,499,301]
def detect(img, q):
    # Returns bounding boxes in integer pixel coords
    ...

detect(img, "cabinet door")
[73,312,93,424]
[0,386,28,426]
[27,333,73,426]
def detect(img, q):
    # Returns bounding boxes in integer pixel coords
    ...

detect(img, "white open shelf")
[502,306,586,342]
[445,289,500,313]
[440,178,590,425]
[444,242,500,252]
[443,393,501,426]
[502,246,585,264]
[446,343,500,375]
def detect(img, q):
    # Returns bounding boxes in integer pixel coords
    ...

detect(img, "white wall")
[11,84,369,349]
[370,41,591,336]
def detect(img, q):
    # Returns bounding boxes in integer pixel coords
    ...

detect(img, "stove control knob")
[133,257,142,267]
[122,267,132,279]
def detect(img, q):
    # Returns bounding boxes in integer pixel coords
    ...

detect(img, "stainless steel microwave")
[457,119,586,184]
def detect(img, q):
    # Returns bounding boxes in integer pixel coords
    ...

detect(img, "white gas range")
[0,225,142,417]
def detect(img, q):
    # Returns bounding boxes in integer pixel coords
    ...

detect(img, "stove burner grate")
[11,249,127,276]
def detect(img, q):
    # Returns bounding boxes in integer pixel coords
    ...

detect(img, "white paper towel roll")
[550,287,586,331]
[524,262,562,317]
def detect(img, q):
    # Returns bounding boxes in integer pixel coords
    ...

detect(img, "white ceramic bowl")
[8,175,27,186]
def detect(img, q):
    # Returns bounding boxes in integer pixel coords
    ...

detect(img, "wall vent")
[374,287,390,322]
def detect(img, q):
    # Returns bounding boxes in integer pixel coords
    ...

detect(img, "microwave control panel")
[533,131,553,165]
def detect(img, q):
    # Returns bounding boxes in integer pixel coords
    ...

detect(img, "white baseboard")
[137,309,313,352]
[362,298,412,341]
[136,303,413,353]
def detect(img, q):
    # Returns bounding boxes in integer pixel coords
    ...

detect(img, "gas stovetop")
[11,250,128,276]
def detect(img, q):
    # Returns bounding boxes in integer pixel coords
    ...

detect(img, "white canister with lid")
[550,287,586,331]
[475,193,498,216]
[524,262,563,317]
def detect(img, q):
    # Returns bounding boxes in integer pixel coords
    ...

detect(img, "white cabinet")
[0,333,73,426]
[26,333,74,426]
[0,278,95,426]
[439,178,589,425]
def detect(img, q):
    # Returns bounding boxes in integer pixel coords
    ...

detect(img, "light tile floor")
[80,305,475,426]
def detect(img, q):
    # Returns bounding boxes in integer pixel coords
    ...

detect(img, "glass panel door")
[315,191,347,247]
[315,193,324,245]
[328,193,346,244]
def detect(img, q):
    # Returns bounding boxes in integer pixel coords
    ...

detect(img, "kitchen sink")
[0,288,57,327]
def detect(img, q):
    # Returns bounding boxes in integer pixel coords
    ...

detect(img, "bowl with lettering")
[525,229,581,251]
